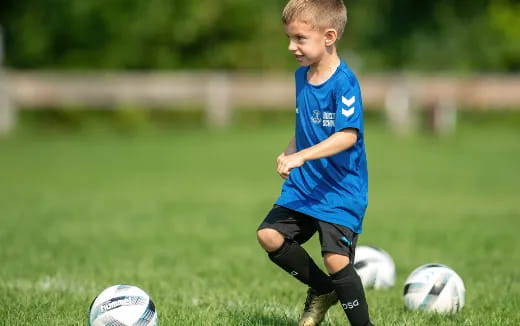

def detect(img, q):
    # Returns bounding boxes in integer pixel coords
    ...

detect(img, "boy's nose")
[288,40,298,53]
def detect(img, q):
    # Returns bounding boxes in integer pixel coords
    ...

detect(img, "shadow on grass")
[227,310,295,326]
[229,311,338,326]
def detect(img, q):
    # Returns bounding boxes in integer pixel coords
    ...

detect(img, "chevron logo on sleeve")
[342,95,356,107]
[342,107,355,117]
[341,96,356,117]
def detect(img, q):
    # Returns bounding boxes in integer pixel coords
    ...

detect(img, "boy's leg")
[328,255,372,326]
[257,205,334,295]
[319,222,374,326]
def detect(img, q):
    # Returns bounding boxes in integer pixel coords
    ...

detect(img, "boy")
[256,1,373,326]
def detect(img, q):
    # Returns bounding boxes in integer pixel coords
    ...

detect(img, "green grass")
[0,116,519,325]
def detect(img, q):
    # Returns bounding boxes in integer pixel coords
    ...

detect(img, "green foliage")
[347,0,520,72]
[0,0,289,70]
[0,0,518,71]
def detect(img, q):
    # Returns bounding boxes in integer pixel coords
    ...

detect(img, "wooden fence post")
[205,73,232,128]
[0,25,16,135]
[426,96,457,135]
[384,82,415,134]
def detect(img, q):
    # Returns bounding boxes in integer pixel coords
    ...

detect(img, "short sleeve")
[334,81,363,132]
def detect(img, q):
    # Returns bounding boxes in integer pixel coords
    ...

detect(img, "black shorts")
[258,204,358,261]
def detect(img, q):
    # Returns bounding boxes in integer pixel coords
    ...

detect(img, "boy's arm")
[276,137,296,177]
[282,137,296,155]
[277,129,357,179]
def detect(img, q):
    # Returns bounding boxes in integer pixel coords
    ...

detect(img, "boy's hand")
[277,152,305,179]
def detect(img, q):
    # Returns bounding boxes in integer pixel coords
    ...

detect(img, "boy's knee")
[323,252,350,274]
[257,228,285,253]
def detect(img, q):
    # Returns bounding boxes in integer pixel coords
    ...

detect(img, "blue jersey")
[275,60,368,233]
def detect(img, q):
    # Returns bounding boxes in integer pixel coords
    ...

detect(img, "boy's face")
[284,20,329,67]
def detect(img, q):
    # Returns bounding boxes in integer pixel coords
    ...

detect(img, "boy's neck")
[307,51,341,85]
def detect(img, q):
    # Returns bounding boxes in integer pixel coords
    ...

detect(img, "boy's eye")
[286,34,306,41]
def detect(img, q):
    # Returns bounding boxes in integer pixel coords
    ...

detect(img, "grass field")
[0,114,519,325]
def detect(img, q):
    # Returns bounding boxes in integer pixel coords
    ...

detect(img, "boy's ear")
[324,29,338,47]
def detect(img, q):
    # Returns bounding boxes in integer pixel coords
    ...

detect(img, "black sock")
[268,240,334,295]
[330,263,372,326]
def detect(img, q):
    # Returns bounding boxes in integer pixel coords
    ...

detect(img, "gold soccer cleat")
[298,288,338,326]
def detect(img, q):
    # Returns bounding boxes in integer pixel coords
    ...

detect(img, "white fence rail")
[1,71,520,134]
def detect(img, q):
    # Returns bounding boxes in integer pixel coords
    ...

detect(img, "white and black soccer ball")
[89,284,158,326]
[353,245,396,289]
[403,263,465,314]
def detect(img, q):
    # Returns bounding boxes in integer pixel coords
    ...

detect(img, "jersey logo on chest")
[310,110,335,127]
[311,110,322,124]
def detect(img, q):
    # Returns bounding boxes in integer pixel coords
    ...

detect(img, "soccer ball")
[353,245,395,289]
[89,284,158,326]
[403,263,465,313]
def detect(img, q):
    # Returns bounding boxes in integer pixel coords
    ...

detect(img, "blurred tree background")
[0,0,519,72]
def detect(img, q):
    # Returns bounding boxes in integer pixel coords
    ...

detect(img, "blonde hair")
[282,0,347,38]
